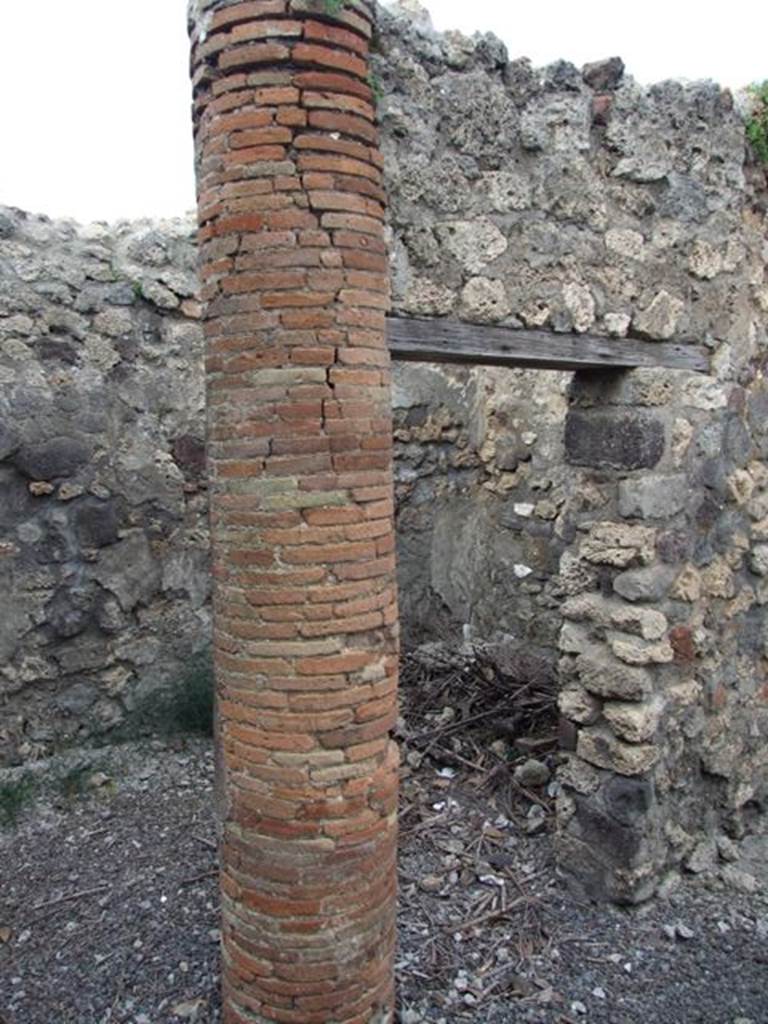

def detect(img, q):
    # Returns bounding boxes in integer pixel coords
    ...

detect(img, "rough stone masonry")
[0,0,767,913]
[188,1,399,1021]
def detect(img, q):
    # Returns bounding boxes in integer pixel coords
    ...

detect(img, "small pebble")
[400,1010,422,1024]
[514,758,551,788]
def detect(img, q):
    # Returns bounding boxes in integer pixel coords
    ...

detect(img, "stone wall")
[376,1,761,640]
[0,0,767,901]
[372,2,767,898]
[0,211,210,762]
[558,364,768,900]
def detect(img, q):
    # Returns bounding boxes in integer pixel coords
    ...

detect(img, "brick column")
[188,3,398,1021]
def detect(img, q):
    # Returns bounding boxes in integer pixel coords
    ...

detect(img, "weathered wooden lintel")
[387,316,710,373]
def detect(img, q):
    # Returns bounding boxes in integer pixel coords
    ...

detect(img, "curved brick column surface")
[188,2,399,1022]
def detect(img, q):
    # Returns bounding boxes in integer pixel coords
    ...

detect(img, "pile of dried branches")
[395,639,565,1017]
[397,639,559,821]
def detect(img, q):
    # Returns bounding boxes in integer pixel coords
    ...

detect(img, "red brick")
[254,85,300,105]
[206,109,274,135]
[276,106,307,127]
[230,19,302,42]
[262,208,319,230]
[222,270,305,293]
[307,109,378,144]
[282,540,377,565]
[294,69,373,101]
[294,132,373,163]
[210,2,288,31]
[303,19,369,56]
[239,229,296,250]
[291,43,368,80]
[261,290,334,308]
[222,144,287,166]
[280,309,335,329]
[297,151,381,182]
[337,347,390,368]
[308,190,383,218]
[295,651,380,676]
[302,90,374,120]
[230,125,293,148]
[332,229,387,253]
[670,624,696,663]
[321,211,383,234]
[212,213,264,235]
[219,42,291,71]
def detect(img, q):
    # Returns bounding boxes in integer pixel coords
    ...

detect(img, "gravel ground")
[1,736,766,1024]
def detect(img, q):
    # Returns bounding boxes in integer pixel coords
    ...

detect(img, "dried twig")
[192,834,217,852]
[30,884,109,915]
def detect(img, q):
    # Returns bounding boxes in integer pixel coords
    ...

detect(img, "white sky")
[0,0,763,222]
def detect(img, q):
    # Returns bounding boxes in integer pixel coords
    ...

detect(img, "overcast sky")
[0,0,763,222]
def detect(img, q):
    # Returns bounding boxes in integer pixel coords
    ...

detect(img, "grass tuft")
[745,81,768,164]
[162,652,215,736]
[0,776,36,828]
[123,650,215,740]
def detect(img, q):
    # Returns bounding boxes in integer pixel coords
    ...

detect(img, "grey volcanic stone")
[0,209,17,238]
[582,57,625,91]
[0,422,19,461]
[603,773,655,826]
[613,566,677,602]
[46,585,97,639]
[54,682,99,714]
[618,475,689,519]
[514,758,551,787]
[92,533,161,612]
[74,499,119,549]
[565,411,665,470]
[13,437,91,480]
[0,468,34,530]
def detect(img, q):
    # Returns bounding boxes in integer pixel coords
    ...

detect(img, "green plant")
[164,652,215,736]
[367,71,383,106]
[323,0,346,13]
[55,763,99,800]
[745,81,768,164]
[122,651,215,740]
[0,775,36,828]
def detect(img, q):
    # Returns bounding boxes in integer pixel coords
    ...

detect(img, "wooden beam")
[386,317,710,373]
